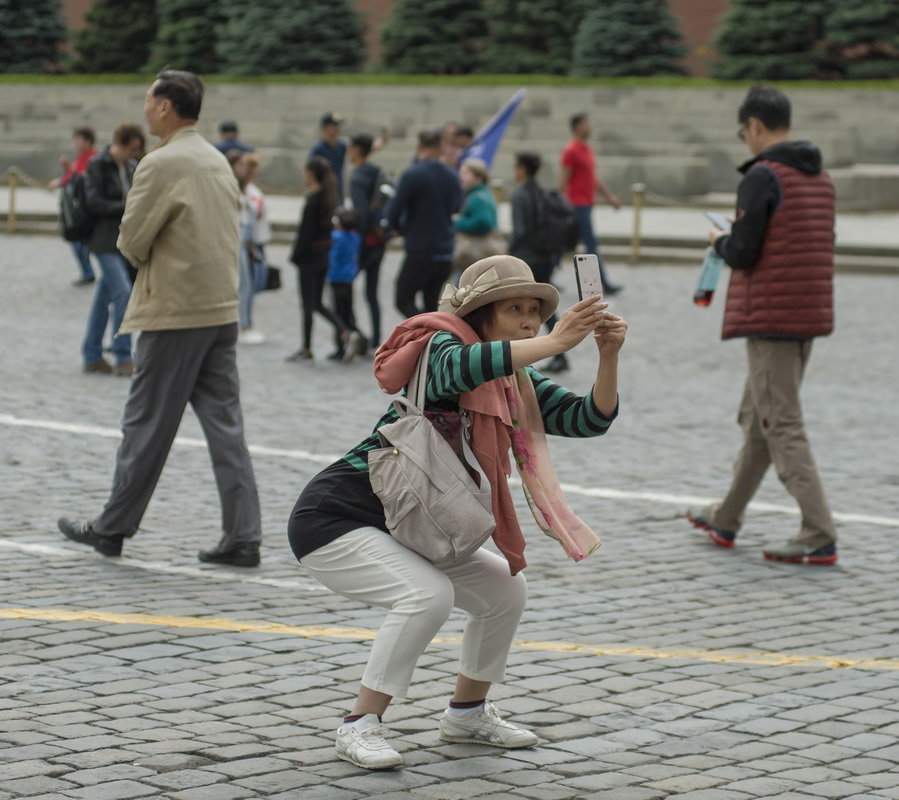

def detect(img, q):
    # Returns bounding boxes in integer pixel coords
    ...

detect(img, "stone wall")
[2,82,899,209]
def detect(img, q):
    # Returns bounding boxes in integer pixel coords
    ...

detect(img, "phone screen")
[574,254,603,301]
[704,211,731,233]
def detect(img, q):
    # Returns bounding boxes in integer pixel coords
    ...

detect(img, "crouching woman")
[287,255,628,769]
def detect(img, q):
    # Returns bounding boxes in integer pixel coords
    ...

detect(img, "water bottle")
[693,247,724,306]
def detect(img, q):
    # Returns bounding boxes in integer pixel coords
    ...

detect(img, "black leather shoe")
[198,541,260,567]
[543,354,570,374]
[57,517,124,557]
[602,282,623,296]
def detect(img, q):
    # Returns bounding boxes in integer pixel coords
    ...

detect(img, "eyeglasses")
[737,126,747,142]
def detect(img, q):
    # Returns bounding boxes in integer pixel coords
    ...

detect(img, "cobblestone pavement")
[1,234,898,800]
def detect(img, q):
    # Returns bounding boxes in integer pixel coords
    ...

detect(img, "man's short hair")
[418,129,441,150]
[152,70,204,121]
[73,125,95,145]
[113,122,145,148]
[320,111,342,128]
[350,133,374,157]
[515,151,541,177]
[456,125,474,140]
[219,120,238,135]
[738,84,791,131]
[569,112,588,132]
[336,207,358,231]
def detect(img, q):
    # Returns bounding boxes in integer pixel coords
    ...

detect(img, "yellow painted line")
[2,607,897,672]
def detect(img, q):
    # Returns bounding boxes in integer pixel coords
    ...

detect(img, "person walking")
[510,151,567,374]
[452,158,502,276]
[387,130,463,318]
[311,112,389,200]
[286,156,347,362]
[288,255,627,770]
[327,208,366,362]
[57,70,263,568]
[348,133,390,349]
[560,113,622,295]
[50,125,98,286]
[686,84,839,565]
[226,150,264,345]
[214,120,253,154]
[80,122,145,376]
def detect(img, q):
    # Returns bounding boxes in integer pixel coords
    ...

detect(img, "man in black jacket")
[387,130,463,317]
[81,123,145,376]
[349,134,390,348]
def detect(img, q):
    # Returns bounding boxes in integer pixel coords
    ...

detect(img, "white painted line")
[2,412,897,529]
[0,538,326,592]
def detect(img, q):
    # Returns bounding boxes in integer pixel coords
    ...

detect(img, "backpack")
[367,166,395,239]
[58,172,96,242]
[532,187,579,255]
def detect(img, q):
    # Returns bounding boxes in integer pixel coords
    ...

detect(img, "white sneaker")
[438,702,539,748]
[238,329,266,345]
[335,715,403,770]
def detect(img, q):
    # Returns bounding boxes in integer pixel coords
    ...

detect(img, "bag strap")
[398,335,489,487]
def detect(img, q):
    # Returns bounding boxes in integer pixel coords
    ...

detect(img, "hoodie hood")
[740,141,823,176]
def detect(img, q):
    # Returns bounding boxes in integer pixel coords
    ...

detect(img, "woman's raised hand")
[549,296,608,353]
[593,311,628,357]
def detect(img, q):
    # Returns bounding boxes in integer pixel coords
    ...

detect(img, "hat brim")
[449,282,560,324]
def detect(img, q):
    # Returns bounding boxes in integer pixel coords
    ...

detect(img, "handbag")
[452,229,507,273]
[368,337,496,567]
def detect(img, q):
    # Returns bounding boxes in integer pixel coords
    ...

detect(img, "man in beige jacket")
[58,71,262,566]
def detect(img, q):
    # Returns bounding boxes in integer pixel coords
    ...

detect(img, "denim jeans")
[71,240,95,281]
[82,252,132,365]
[237,224,254,329]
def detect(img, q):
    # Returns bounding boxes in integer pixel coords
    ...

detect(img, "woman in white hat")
[288,255,628,770]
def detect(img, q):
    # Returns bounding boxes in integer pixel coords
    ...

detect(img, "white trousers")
[301,527,528,699]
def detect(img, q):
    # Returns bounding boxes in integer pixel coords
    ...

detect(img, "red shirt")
[59,148,97,187]
[561,139,597,207]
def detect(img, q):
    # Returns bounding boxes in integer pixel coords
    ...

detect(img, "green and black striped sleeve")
[424,331,513,402]
[527,366,617,438]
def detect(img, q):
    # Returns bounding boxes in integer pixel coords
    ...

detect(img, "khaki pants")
[709,338,836,547]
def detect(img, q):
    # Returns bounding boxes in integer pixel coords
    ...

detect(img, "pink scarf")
[374,313,601,575]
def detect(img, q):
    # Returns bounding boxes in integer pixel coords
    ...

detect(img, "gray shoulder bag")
[368,337,496,567]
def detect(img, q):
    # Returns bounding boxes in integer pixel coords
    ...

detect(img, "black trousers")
[330,281,363,352]
[529,255,560,330]
[360,243,386,346]
[297,251,345,351]
[395,254,452,318]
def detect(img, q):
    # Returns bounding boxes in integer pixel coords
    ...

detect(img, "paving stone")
[65,779,158,799]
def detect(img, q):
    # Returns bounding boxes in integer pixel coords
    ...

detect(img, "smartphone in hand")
[704,211,731,233]
[574,254,604,301]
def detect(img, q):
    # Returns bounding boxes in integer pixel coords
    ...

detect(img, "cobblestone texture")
[1,234,898,798]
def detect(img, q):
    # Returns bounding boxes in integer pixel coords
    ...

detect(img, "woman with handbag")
[452,158,504,275]
[286,156,348,362]
[288,255,627,770]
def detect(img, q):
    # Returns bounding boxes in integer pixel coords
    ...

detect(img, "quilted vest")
[722,160,835,340]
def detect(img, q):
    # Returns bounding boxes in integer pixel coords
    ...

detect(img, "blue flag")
[458,89,527,169]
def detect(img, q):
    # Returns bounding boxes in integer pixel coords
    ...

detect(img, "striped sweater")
[345,331,615,470]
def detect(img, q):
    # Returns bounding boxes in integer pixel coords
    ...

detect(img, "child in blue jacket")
[329,208,367,362]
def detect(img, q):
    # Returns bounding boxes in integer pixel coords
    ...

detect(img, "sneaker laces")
[357,723,391,747]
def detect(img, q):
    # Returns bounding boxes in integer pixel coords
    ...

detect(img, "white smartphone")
[704,211,731,233]
[574,254,604,301]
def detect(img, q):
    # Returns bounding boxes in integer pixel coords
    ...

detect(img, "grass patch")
[1,73,899,90]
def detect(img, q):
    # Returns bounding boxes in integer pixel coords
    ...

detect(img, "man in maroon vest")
[687,84,838,565]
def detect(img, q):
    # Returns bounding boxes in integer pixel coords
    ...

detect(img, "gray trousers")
[709,338,836,547]
[92,323,261,547]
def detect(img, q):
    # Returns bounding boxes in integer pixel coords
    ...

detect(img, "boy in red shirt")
[50,126,98,286]
[559,113,622,294]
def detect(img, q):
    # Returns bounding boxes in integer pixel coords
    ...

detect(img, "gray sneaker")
[439,702,538,748]
[335,715,403,770]
[763,539,838,565]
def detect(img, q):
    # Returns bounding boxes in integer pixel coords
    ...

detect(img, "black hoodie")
[714,141,824,271]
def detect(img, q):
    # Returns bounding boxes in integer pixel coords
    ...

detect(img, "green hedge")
[1,72,899,88]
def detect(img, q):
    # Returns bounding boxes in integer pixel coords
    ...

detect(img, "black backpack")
[532,187,579,255]
[58,172,96,242]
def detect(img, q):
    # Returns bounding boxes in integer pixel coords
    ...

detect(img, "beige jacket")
[117,126,240,334]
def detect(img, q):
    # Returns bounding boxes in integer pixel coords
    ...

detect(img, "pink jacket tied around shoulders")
[374,312,601,576]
